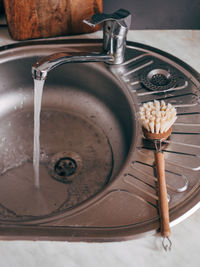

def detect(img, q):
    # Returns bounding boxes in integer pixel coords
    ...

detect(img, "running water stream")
[33,79,45,188]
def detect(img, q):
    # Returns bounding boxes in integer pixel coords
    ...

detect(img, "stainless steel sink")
[0,39,199,241]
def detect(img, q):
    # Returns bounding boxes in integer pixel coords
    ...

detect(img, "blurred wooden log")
[3,0,102,40]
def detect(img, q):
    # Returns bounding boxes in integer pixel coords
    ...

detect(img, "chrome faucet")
[32,9,131,80]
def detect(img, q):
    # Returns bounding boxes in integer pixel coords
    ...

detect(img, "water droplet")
[40,150,49,163]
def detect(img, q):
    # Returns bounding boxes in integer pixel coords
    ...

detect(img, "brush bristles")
[139,100,177,134]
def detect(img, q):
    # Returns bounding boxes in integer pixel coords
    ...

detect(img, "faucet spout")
[32,52,113,80]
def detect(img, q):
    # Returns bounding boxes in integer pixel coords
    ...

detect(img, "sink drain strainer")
[141,68,177,91]
[48,151,83,183]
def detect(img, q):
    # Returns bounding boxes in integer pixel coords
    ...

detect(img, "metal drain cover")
[140,68,177,91]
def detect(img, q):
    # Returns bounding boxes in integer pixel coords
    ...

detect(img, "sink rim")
[0,38,199,241]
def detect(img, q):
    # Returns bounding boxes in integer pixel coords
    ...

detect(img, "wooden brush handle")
[155,151,171,237]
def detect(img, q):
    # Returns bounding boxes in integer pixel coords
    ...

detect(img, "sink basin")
[0,39,199,241]
[0,40,136,219]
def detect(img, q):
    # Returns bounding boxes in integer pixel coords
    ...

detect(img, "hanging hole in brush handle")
[83,9,132,64]
[162,236,172,251]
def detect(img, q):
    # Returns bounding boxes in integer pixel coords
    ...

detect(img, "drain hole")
[150,74,170,86]
[48,151,83,184]
[54,157,77,177]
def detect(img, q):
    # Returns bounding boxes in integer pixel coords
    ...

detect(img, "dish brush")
[139,100,177,250]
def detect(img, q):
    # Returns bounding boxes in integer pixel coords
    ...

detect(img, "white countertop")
[0,28,200,267]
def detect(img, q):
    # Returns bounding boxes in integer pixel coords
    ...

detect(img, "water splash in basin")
[0,110,114,219]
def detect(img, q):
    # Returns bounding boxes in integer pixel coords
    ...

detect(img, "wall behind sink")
[103,0,200,29]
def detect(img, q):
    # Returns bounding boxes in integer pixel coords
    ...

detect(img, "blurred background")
[1,0,200,30]
[103,0,200,29]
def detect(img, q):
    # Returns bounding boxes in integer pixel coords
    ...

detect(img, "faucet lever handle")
[83,9,131,29]
[84,9,131,64]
